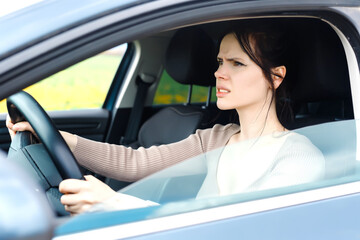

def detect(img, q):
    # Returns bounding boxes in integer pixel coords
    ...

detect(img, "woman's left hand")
[59,175,117,215]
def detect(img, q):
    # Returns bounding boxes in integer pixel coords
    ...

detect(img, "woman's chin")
[216,101,233,111]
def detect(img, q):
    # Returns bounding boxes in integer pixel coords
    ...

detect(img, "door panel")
[49,109,110,141]
[0,114,11,151]
[0,108,110,152]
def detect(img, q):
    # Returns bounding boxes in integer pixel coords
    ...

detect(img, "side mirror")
[0,150,54,240]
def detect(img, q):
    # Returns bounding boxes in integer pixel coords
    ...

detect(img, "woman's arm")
[6,116,232,214]
[73,130,207,182]
[59,131,77,152]
[72,124,237,182]
[6,115,210,182]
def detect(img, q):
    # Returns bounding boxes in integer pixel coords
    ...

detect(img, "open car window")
[87,119,360,219]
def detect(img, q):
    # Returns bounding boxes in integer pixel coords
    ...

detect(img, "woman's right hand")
[6,114,35,140]
[6,114,78,151]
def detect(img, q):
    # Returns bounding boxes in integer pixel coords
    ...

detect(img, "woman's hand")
[59,175,117,215]
[6,114,78,151]
[6,114,35,139]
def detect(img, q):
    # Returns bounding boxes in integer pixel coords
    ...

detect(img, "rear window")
[153,70,216,105]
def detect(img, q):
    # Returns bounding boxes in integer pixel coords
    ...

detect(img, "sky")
[0,0,43,17]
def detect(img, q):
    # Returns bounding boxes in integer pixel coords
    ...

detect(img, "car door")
[2,1,360,239]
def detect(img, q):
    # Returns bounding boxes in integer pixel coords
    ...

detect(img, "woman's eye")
[217,59,223,66]
[233,61,244,66]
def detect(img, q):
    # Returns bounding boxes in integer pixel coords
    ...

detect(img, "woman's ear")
[271,66,286,89]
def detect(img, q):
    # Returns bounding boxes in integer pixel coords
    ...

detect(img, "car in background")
[0,0,360,239]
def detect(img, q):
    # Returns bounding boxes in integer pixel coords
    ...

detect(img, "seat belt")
[120,73,155,145]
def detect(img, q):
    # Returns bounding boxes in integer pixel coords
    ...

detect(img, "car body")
[1,0,360,239]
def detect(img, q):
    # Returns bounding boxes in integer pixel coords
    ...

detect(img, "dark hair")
[219,20,293,123]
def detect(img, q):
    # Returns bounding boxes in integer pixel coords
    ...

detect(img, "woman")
[7,21,325,214]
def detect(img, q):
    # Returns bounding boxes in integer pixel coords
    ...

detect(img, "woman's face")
[215,33,272,112]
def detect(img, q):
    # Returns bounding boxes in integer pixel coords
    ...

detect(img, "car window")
[92,120,360,216]
[0,44,127,113]
[153,70,216,105]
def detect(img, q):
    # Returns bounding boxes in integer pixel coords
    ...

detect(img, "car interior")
[103,17,355,187]
[111,17,352,141]
[120,14,358,203]
[3,16,359,216]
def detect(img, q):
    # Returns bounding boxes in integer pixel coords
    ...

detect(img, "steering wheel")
[7,91,83,215]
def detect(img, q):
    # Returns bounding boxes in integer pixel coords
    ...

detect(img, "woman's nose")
[214,66,227,80]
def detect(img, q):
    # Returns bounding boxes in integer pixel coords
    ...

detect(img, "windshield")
[93,119,360,212]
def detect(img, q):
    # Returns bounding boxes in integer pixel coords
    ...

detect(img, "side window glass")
[0,44,127,112]
[153,71,188,105]
[153,70,216,105]
[192,85,217,103]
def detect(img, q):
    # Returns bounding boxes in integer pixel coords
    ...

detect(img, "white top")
[197,131,325,198]
[217,131,290,195]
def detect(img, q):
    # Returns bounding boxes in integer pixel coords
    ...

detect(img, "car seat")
[285,20,353,129]
[107,27,218,190]
[130,27,218,149]
[287,20,356,179]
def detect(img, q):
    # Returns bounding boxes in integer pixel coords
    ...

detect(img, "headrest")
[165,27,217,87]
[288,21,351,103]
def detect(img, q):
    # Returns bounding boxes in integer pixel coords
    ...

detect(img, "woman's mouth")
[217,88,230,93]
[216,88,230,97]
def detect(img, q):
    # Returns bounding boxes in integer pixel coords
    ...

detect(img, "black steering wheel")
[7,91,83,215]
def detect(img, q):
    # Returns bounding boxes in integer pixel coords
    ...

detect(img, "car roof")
[1,0,360,60]
[0,0,140,58]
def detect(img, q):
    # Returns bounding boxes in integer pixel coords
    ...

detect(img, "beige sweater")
[74,124,240,182]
